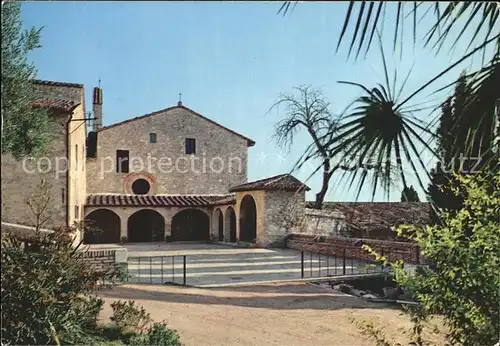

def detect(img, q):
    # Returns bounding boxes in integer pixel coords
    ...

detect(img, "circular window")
[131,179,150,195]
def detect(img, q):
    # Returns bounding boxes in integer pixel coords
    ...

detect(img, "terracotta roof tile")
[86,194,235,207]
[96,105,255,147]
[31,98,80,112]
[229,174,310,192]
[211,194,236,205]
[33,79,84,88]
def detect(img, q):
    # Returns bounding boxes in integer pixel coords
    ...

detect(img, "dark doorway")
[128,209,165,242]
[215,208,224,241]
[225,206,237,242]
[84,209,121,244]
[171,209,209,241]
[239,195,257,242]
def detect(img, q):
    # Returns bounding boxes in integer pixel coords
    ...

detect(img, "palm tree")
[278,2,499,200]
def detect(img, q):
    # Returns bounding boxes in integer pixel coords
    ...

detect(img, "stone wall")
[263,190,306,247]
[1,110,70,229]
[1,82,87,239]
[297,208,348,237]
[286,234,422,264]
[83,247,128,278]
[68,104,87,233]
[86,106,250,195]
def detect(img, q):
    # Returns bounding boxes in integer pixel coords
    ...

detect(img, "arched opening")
[225,206,237,242]
[84,209,121,244]
[214,208,224,241]
[171,209,209,241]
[128,209,165,242]
[239,195,257,242]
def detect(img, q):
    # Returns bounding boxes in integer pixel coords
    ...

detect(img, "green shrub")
[361,172,500,345]
[0,223,129,345]
[129,321,181,346]
[110,300,152,332]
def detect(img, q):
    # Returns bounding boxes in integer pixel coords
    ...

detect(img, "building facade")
[1,80,87,242]
[1,79,307,247]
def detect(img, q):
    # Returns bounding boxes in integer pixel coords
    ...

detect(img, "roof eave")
[229,186,310,193]
[97,105,256,146]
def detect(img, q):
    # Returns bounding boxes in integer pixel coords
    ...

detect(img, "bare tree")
[271,85,340,209]
[26,178,53,233]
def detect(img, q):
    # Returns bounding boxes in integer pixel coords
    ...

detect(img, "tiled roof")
[32,98,80,112]
[86,194,235,207]
[229,173,310,192]
[308,202,431,232]
[211,194,236,205]
[33,79,84,88]
[96,105,255,147]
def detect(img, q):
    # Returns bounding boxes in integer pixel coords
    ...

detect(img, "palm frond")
[277,1,298,16]
[336,2,499,61]
[328,46,437,200]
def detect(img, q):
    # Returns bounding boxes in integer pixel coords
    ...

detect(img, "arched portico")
[225,206,237,242]
[239,194,257,242]
[128,209,165,242]
[171,209,210,241]
[213,208,224,241]
[84,209,121,244]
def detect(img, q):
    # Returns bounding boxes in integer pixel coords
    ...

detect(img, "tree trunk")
[313,159,331,209]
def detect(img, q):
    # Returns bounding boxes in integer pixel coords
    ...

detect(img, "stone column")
[120,215,128,240]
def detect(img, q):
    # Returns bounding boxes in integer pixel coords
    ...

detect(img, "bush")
[110,300,152,332]
[0,225,124,345]
[129,321,181,346]
[361,172,500,345]
[1,181,179,345]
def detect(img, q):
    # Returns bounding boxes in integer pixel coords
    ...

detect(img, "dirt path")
[99,282,439,346]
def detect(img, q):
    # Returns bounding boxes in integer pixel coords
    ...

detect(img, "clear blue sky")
[21,2,485,201]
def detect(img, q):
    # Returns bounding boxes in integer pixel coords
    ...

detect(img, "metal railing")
[299,246,403,279]
[126,255,187,285]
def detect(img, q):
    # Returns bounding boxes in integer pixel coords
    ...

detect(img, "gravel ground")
[99,282,443,346]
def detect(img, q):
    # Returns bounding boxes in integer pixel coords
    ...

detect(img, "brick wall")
[286,234,422,264]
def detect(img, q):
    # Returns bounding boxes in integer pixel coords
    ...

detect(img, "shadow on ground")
[99,283,400,311]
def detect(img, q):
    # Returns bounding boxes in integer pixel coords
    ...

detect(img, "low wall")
[297,209,348,237]
[83,248,128,275]
[286,234,422,264]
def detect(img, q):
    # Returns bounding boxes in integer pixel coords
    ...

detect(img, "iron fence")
[126,255,187,285]
[299,246,406,279]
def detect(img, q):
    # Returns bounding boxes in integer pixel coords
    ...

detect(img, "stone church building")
[1,80,308,247]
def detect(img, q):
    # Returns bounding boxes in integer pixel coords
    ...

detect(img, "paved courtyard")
[92,243,382,287]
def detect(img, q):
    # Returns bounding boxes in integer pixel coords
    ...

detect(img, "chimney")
[92,87,103,131]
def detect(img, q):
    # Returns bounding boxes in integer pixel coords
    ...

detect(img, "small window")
[74,205,79,219]
[75,144,78,170]
[149,133,157,143]
[61,188,65,204]
[132,178,150,195]
[116,150,129,173]
[185,138,196,155]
